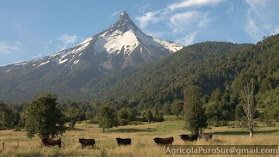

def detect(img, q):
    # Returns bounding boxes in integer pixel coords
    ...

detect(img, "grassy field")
[0,117,278,157]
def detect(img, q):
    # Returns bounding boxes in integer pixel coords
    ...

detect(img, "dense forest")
[0,34,278,130]
[86,34,279,124]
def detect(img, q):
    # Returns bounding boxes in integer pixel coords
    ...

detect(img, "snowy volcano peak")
[118,11,132,24]
[102,11,140,37]
[95,11,182,56]
[1,11,183,73]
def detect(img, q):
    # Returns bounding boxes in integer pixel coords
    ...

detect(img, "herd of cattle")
[41,133,213,148]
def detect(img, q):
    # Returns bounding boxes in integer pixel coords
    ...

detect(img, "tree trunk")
[199,128,203,134]
[242,79,255,139]
[102,128,105,133]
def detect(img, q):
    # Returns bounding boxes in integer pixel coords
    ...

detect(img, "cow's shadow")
[111,128,156,133]
[212,129,279,135]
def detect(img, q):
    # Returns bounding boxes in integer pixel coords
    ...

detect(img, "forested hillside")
[87,42,252,102]
[86,34,279,123]
[1,34,279,130]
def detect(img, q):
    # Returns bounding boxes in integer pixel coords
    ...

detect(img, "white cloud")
[245,0,279,41]
[245,17,264,41]
[15,41,22,46]
[226,3,234,15]
[176,31,198,46]
[112,11,119,17]
[135,0,220,45]
[168,0,225,11]
[245,0,274,24]
[135,11,161,28]
[58,34,78,50]
[59,34,77,44]
[170,11,199,33]
[170,11,210,33]
[144,30,170,39]
[138,1,150,13]
[0,41,20,54]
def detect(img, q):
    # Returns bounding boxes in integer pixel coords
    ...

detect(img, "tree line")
[1,79,258,139]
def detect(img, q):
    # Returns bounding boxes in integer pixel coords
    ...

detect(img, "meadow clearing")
[0,116,278,157]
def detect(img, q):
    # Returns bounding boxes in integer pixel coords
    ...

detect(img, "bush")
[118,119,130,126]
[88,119,98,124]
[14,126,22,131]
[128,121,143,125]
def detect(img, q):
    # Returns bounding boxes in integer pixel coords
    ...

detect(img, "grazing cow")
[179,133,198,142]
[153,137,174,145]
[79,138,95,148]
[199,133,213,141]
[41,138,61,148]
[116,138,131,146]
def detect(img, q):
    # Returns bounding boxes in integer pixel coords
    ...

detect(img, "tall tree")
[184,85,207,134]
[24,93,65,138]
[64,107,85,128]
[97,105,118,133]
[0,101,19,129]
[145,110,153,122]
[241,79,256,138]
[171,100,184,117]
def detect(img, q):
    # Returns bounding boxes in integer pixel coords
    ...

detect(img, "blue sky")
[0,0,278,66]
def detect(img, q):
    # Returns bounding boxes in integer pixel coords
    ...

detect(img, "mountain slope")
[85,42,253,101]
[0,11,182,103]
[85,34,279,109]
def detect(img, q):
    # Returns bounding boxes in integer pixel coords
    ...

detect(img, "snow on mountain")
[1,11,183,73]
[0,11,184,103]
[93,11,182,57]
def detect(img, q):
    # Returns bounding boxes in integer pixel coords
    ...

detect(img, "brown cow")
[116,138,131,146]
[153,137,174,145]
[79,138,95,148]
[179,133,198,142]
[42,138,61,148]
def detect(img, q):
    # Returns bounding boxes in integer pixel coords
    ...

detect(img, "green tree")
[162,103,171,115]
[235,105,244,121]
[261,77,277,92]
[117,108,129,125]
[210,88,222,103]
[64,107,85,128]
[24,93,65,138]
[145,110,153,122]
[117,107,137,125]
[0,101,19,129]
[126,108,137,121]
[184,85,207,134]
[204,102,219,126]
[171,100,184,116]
[97,105,118,133]
[85,110,95,120]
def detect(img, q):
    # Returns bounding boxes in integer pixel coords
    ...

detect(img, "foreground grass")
[0,119,278,157]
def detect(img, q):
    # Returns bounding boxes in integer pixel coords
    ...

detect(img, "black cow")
[116,138,131,146]
[79,138,95,148]
[199,133,213,141]
[153,137,174,145]
[179,133,198,141]
[42,138,61,148]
